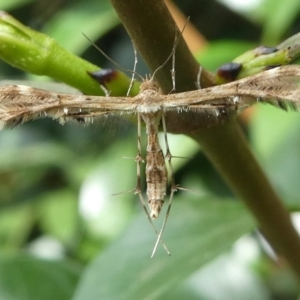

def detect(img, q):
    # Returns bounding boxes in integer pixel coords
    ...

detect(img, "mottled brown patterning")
[141,110,168,219]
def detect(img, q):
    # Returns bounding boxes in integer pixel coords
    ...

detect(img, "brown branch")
[110,0,213,94]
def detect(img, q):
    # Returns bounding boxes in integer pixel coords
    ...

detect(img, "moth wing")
[163,65,300,112]
[0,85,137,129]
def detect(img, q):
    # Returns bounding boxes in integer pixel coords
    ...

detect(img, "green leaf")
[195,40,255,71]
[261,0,300,44]
[73,197,255,300]
[43,0,119,55]
[37,190,79,244]
[0,254,81,300]
[250,104,300,209]
[0,0,32,11]
[0,205,33,249]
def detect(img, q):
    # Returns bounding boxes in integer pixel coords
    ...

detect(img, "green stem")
[110,0,300,280]
[0,11,137,96]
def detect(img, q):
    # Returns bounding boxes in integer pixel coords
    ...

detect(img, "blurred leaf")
[73,197,255,300]
[261,0,300,44]
[43,0,119,54]
[37,190,79,244]
[0,140,75,170]
[0,254,81,300]
[250,104,300,209]
[0,205,34,249]
[164,253,271,300]
[195,40,255,71]
[0,0,32,11]
[74,136,137,241]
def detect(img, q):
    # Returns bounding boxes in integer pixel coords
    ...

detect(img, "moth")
[0,65,300,256]
[1,66,299,130]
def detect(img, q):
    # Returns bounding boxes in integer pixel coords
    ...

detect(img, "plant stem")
[191,120,300,276]
[0,11,137,96]
[110,0,300,280]
[110,0,213,94]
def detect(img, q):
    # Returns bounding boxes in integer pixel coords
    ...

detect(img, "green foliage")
[0,254,81,300]
[0,0,300,299]
[74,198,255,300]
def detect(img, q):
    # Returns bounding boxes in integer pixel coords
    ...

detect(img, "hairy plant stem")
[110,0,300,279]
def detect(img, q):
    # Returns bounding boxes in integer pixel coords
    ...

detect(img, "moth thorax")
[148,200,164,219]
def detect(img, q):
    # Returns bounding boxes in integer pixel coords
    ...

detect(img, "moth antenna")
[196,65,202,89]
[127,41,139,96]
[169,37,176,93]
[82,33,143,82]
[151,114,177,258]
[151,17,190,84]
[135,114,171,255]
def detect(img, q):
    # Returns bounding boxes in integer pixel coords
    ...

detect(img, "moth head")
[139,80,160,93]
